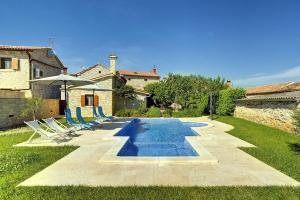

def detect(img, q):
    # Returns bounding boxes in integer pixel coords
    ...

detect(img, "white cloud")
[234,66,300,87]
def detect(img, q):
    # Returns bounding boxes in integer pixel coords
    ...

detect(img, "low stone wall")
[234,100,299,133]
[0,89,26,98]
[0,98,60,129]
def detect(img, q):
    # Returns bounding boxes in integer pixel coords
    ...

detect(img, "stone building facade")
[234,82,300,133]
[118,68,160,90]
[69,54,160,117]
[0,45,65,128]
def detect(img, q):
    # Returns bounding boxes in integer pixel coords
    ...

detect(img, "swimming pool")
[115,118,207,157]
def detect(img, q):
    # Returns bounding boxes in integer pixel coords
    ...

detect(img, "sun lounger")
[65,108,93,129]
[97,106,113,121]
[76,107,101,127]
[24,120,70,143]
[42,117,80,136]
[93,107,107,122]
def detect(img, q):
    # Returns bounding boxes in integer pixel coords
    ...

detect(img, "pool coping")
[98,120,218,164]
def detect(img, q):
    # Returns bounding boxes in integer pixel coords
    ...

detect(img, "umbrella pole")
[92,89,94,118]
[64,81,67,123]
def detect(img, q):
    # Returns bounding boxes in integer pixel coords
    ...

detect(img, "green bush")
[161,109,173,118]
[132,105,148,117]
[196,94,209,115]
[115,108,134,117]
[172,109,201,118]
[216,88,245,116]
[145,107,161,117]
[293,109,300,134]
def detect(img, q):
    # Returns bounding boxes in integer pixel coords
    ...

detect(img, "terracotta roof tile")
[0,45,50,51]
[246,82,300,95]
[118,70,160,78]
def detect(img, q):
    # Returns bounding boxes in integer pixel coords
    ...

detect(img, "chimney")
[152,66,157,74]
[225,80,232,88]
[109,54,117,75]
[62,67,68,75]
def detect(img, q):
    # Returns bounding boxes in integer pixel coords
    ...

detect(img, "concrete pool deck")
[17,117,300,187]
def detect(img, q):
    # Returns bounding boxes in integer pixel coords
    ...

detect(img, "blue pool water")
[115,118,207,157]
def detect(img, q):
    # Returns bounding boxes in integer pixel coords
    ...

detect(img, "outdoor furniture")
[93,107,109,122]
[65,108,93,129]
[76,107,101,127]
[97,106,113,121]
[42,117,80,136]
[24,120,71,144]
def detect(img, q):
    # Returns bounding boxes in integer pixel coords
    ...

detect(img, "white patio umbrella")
[70,84,112,117]
[30,74,95,107]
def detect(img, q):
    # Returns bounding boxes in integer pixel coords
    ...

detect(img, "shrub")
[115,108,134,117]
[145,107,161,117]
[172,109,201,118]
[216,88,245,116]
[293,109,300,134]
[161,109,173,118]
[21,98,43,120]
[196,94,209,115]
[132,105,148,117]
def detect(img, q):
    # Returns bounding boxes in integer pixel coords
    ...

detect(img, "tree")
[216,88,246,116]
[114,81,136,107]
[145,73,226,110]
[21,98,43,120]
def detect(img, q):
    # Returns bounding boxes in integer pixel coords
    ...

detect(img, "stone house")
[118,68,160,91]
[0,45,65,128]
[234,82,300,133]
[69,54,160,117]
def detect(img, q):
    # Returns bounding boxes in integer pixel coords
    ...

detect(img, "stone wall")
[123,75,159,90]
[234,100,299,133]
[31,59,61,99]
[0,51,30,90]
[68,90,113,117]
[0,98,60,129]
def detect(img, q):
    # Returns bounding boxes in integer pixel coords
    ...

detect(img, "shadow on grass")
[288,143,300,154]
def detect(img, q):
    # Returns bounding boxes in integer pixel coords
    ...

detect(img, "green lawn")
[0,117,299,200]
[216,116,300,181]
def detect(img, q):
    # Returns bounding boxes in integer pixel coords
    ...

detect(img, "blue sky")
[1,0,300,87]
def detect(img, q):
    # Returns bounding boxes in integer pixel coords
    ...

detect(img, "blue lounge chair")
[65,108,92,129]
[97,106,113,121]
[76,107,100,127]
[93,107,107,122]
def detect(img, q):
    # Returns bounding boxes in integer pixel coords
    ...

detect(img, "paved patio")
[17,117,299,186]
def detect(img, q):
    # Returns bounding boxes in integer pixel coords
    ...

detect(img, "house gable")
[76,64,111,80]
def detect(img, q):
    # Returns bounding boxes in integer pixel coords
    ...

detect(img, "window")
[144,78,148,81]
[0,58,12,69]
[33,66,40,78]
[33,65,44,78]
[85,95,94,106]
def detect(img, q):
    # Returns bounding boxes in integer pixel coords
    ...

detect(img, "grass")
[216,116,300,181]
[0,117,299,199]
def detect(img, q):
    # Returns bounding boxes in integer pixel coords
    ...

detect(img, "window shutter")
[94,95,99,106]
[81,95,85,107]
[12,58,19,70]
